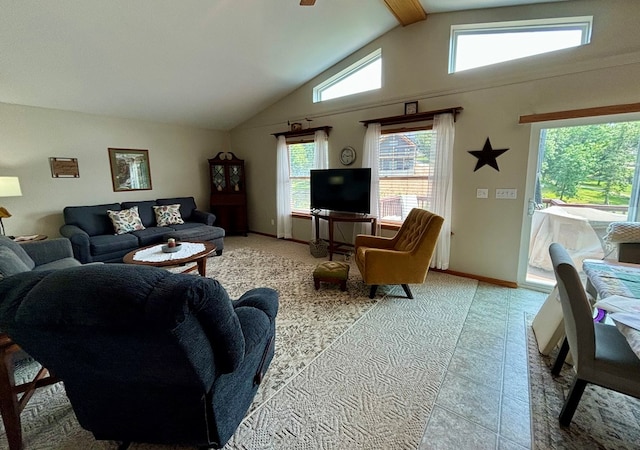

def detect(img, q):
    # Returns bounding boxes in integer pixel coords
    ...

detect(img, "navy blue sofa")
[60,196,225,263]
[0,264,278,448]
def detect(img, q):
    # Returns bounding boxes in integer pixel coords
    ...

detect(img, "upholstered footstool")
[163,225,225,255]
[313,261,350,292]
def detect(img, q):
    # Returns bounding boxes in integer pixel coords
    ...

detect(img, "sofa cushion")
[153,204,184,227]
[64,203,121,236]
[168,222,210,231]
[0,247,31,279]
[156,197,197,221]
[121,201,157,228]
[90,234,139,255]
[131,227,170,246]
[163,225,225,242]
[0,237,35,270]
[107,207,146,235]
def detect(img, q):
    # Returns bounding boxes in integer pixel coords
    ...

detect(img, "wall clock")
[340,146,356,165]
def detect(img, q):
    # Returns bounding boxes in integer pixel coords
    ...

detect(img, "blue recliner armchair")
[0,264,278,448]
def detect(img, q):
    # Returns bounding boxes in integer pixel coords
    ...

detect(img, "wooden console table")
[312,211,377,261]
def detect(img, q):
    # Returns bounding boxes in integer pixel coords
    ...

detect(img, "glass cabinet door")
[230,165,242,191]
[212,165,226,191]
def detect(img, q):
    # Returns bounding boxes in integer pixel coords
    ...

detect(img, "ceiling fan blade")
[300,0,316,5]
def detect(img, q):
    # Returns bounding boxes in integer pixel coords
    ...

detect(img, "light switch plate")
[496,188,517,199]
[476,188,489,199]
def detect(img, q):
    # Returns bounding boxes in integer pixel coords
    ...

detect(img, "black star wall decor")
[468,137,509,172]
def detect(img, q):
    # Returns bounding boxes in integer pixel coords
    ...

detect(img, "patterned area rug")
[1,248,380,449]
[527,316,640,450]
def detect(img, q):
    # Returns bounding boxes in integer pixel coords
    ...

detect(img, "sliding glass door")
[521,114,640,289]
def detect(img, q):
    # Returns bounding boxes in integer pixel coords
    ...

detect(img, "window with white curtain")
[378,128,434,223]
[288,141,316,212]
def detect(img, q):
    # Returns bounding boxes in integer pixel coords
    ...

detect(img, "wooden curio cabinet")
[208,152,248,235]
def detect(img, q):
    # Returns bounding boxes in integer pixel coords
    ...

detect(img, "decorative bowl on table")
[161,243,182,253]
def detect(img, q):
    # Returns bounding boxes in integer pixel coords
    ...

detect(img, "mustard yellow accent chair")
[355,208,444,299]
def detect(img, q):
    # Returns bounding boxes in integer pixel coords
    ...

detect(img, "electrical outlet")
[496,188,517,199]
[476,188,488,199]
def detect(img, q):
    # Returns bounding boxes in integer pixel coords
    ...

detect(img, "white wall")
[0,103,229,238]
[230,0,640,284]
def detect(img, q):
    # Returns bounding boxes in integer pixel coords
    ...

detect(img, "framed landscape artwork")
[108,148,152,192]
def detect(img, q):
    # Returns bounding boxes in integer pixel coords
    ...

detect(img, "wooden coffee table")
[123,241,216,276]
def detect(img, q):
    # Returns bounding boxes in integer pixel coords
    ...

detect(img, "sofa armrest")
[191,209,216,226]
[21,238,76,266]
[59,224,92,263]
[233,288,279,322]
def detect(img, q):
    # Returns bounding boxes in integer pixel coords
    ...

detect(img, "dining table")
[582,258,640,359]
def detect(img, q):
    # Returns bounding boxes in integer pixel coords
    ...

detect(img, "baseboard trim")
[248,230,309,246]
[432,268,518,289]
[247,231,518,288]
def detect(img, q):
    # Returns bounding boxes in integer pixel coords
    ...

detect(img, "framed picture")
[404,101,418,115]
[49,157,80,178]
[108,148,152,192]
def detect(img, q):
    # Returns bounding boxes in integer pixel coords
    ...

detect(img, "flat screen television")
[310,168,371,214]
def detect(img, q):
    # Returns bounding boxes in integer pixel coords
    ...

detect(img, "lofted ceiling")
[0,0,568,131]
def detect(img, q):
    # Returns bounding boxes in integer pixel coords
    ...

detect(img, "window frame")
[449,16,593,74]
[287,138,316,213]
[313,48,382,103]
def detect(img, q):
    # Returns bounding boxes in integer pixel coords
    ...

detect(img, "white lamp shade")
[0,177,22,197]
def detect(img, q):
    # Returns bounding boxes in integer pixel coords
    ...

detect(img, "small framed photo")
[404,101,418,115]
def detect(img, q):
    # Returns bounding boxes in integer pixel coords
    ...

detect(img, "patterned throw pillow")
[604,222,640,244]
[107,207,146,235]
[153,204,184,227]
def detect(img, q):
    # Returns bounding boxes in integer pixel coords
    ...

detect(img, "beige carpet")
[527,316,640,450]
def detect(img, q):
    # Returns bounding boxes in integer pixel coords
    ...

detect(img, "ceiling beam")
[384,0,427,26]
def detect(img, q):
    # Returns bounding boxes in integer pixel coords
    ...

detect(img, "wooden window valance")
[519,102,640,124]
[272,126,332,139]
[361,106,463,127]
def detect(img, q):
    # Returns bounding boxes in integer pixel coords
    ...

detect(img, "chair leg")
[369,285,378,299]
[559,377,587,426]
[401,284,413,299]
[551,337,569,376]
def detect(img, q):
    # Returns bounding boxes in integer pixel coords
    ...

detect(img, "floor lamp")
[0,177,22,236]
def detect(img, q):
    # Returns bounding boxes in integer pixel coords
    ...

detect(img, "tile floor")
[224,234,549,450]
[420,282,547,450]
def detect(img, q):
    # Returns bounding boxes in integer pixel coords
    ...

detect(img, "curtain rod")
[360,106,463,126]
[272,126,332,138]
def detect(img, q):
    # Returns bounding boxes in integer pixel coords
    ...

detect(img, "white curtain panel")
[312,130,330,240]
[276,136,292,239]
[357,123,381,237]
[430,113,455,269]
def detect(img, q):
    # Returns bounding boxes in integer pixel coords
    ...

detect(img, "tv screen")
[310,168,371,214]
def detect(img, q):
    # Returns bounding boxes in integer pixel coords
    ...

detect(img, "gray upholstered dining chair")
[548,243,640,426]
